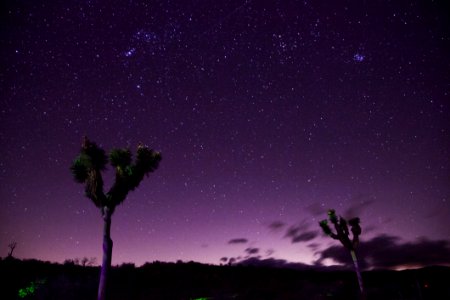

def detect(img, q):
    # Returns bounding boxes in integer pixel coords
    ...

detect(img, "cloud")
[285,225,302,238]
[307,243,320,251]
[245,247,260,255]
[226,247,274,265]
[228,238,248,244]
[316,234,450,269]
[268,221,285,231]
[284,222,319,243]
[291,231,319,243]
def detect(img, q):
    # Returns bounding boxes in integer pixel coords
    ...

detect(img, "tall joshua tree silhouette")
[70,137,161,300]
[319,209,364,295]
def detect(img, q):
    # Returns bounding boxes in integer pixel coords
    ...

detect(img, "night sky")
[1,0,449,269]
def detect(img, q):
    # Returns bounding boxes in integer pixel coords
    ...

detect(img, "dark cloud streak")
[228,238,248,245]
[284,221,319,244]
[245,247,260,255]
[268,221,285,231]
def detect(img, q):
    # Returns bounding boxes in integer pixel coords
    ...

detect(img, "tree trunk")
[350,250,365,297]
[98,206,113,300]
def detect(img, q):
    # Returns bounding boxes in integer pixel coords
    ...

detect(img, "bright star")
[125,48,136,57]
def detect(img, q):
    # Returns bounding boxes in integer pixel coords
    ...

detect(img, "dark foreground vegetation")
[0,257,449,300]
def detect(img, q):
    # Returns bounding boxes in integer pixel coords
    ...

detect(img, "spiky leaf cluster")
[71,157,89,183]
[348,217,361,241]
[135,146,162,179]
[319,220,332,235]
[107,146,161,207]
[70,140,107,183]
[109,149,132,169]
[70,139,108,206]
[327,209,338,223]
[70,138,161,211]
[82,139,108,170]
[319,209,362,251]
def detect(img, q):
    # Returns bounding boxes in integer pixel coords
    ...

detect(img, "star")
[125,48,136,57]
[353,53,365,62]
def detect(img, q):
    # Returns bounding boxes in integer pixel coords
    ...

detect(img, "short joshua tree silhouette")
[319,209,364,295]
[71,137,161,300]
[7,241,17,258]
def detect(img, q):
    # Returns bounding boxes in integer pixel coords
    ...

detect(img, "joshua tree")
[319,209,364,295]
[71,137,161,300]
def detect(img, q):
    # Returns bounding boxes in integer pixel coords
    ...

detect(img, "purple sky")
[1,0,449,268]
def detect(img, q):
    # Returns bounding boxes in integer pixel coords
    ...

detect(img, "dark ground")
[0,258,449,300]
